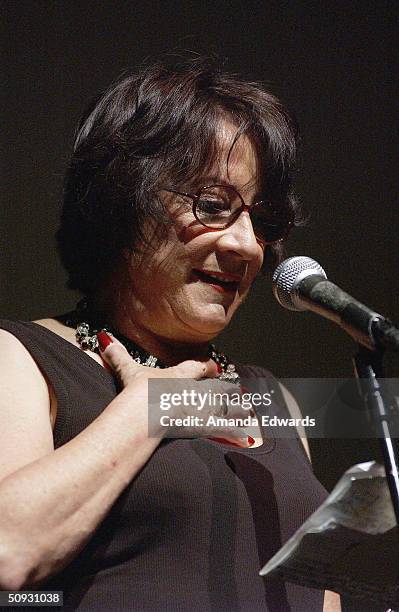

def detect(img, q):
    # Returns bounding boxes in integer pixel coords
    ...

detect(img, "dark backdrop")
[1,0,398,489]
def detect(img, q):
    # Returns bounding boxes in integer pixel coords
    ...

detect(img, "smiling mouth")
[192,269,241,292]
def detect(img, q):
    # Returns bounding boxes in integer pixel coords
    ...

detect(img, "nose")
[215,211,261,262]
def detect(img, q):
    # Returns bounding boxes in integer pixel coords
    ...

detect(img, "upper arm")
[0,330,54,481]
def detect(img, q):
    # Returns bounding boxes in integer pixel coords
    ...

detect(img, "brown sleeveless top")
[0,320,327,612]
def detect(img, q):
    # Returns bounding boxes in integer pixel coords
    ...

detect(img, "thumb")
[97,330,139,387]
[167,358,218,380]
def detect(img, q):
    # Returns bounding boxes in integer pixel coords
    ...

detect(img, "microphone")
[272,256,399,353]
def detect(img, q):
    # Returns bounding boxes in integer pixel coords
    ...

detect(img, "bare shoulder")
[0,328,49,375]
[0,329,54,481]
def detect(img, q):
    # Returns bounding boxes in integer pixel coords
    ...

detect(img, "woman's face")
[121,122,265,344]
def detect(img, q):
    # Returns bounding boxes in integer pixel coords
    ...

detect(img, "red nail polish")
[216,362,223,374]
[247,436,255,446]
[97,330,113,351]
[240,385,249,393]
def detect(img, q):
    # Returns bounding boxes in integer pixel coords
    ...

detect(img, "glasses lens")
[195,185,241,228]
[193,185,293,243]
[250,202,293,243]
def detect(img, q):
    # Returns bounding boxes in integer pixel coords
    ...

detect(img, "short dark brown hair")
[57,57,301,295]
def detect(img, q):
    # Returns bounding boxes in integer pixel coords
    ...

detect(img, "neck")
[89,297,211,367]
[117,320,211,366]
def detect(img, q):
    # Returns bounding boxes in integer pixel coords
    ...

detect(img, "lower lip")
[208,283,236,294]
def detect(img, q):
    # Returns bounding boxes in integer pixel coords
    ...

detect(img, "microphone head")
[272,256,327,311]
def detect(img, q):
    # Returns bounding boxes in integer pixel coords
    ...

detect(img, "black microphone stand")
[353,345,399,524]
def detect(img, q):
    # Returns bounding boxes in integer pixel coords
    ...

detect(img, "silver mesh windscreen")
[272,256,327,311]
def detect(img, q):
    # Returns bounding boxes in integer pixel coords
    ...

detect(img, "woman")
[0,60,339,610]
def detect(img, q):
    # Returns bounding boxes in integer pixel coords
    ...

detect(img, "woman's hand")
[98,331,253,448]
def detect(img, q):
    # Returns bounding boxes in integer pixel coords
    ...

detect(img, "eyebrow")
[192,175,259,190]
[192,174,226,186]
[189,175,263,200]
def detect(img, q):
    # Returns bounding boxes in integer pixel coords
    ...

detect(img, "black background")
[1,1,398,492]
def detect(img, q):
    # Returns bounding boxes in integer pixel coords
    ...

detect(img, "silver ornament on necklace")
[76,322,99,352]
[216,363,240,384]
[74,318,239,382]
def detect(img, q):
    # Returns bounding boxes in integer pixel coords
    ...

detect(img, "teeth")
[194,269,240,285]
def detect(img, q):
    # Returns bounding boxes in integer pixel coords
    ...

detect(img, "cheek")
[128,239,191,296]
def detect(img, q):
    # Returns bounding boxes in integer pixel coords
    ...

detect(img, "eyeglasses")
[163,184,294,244]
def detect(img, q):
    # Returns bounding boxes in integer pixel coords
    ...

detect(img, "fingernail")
[240,385,249,393]
[209,437,242,448]
[216,362,223,374]
[247,436,255,446]
[97,330,113,351]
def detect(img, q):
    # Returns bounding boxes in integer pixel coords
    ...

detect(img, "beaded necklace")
[61,300,240,384]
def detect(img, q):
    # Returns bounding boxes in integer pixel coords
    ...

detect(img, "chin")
[182,302,238,338]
